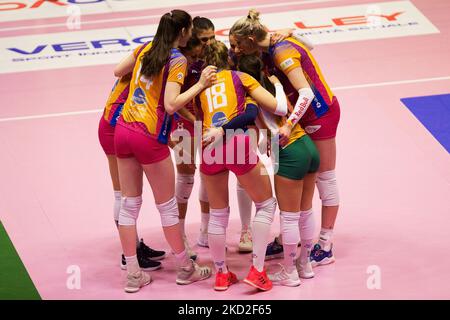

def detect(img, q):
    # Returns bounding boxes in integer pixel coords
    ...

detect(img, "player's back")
[197,69,252,131]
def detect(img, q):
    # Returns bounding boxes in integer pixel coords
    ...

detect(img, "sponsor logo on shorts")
[305,125,322,134]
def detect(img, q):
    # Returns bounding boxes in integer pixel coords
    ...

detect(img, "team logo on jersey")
[177,72,184,80]
[212,112,228,127]
[280,58,294,71]
[132,88,146,105]
[305,125,322,134]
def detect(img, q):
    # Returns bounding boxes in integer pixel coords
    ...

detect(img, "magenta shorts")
[98,116,116,155]
[200,134,259,176]
[114,123,170,165]
[300,97,341,140]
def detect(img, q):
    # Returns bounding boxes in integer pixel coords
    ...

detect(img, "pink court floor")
[0,0,449,299]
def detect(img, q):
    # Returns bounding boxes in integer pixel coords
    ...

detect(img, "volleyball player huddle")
[98,9,341,293]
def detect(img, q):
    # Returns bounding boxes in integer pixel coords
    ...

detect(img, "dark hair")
[203,41,229,70]
[180,36,202,55]
[193,16,215,34]
[141,10,192,78]
[237,55,275,95]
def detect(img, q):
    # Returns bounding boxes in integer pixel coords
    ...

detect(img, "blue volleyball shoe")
[265,237,284,260]
[310,243,335,267]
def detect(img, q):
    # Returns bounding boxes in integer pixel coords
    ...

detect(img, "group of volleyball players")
[98,9,341,293]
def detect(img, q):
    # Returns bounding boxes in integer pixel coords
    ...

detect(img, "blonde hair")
[230,9,267,42]
[203,40,229,69]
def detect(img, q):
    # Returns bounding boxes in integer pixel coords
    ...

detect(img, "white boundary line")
[0,109,102,122]
[0,0,338,32]
[0,75,449,123]
[333,76,450,90]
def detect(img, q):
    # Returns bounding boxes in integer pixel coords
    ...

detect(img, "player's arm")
[176,107,196,123]
[202,104,258,146]
[248,84,287,116]
[239,72,288,116]
[165,66,217,115]
[114,54,136,77]
[284,66,314,129]
[222,104,258,132]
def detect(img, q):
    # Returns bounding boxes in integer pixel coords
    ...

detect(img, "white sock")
[300,240,314,263]
[179,218,186,237]
[209,233,228,273]
[236,182,252,231]
[281,211,301,273]
[174,249,190,268]
[284,244,298,273]
[319,227,333,251]
[208,207,230,274]
[125,255,140,274]
[299,208,315,262]
[252,197,276,272]
[200,212,209,233]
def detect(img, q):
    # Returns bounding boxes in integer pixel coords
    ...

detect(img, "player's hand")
[268,75,281,85]
[278,124,291,147]
[199,65,217,90]
[202,127,224,147]
[270,28,294,45]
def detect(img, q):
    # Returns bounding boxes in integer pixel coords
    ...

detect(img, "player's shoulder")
[272,38,298,54]
[170,49,187,64]
[233,70,250,80]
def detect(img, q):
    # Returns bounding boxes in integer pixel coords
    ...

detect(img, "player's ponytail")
[141,10,192,79]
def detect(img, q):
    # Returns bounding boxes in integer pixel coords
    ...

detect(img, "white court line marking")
[333,76,450,90]
[0,109,102,122]
[0,0,338,32]
[1,75,449,123]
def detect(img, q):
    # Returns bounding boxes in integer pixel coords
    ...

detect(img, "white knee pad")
[316,170,340,206]
[113,191,122,222]
[157,197,179,227]
[254,197,276,225]
[280,211,301,245]
[299,208,315,241]
[208,207,230,235]
[118,196,142,226]
[199,176,209,203]
[176,174,195,204]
